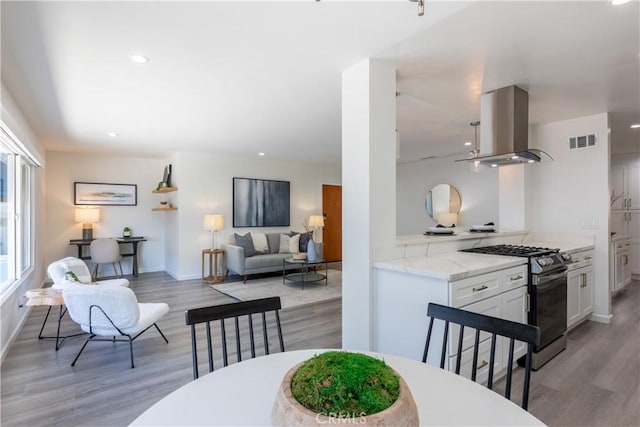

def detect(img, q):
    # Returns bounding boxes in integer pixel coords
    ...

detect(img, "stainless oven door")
[532,268,568,349]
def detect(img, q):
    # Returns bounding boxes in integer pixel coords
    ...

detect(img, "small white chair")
[47,256,129,289]
[63,285,169,368]
[89,238,124,280]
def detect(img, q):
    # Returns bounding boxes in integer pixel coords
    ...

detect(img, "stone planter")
[272,361,419,426]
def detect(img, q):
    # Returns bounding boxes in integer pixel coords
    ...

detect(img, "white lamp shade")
[438,212,458,227]
[75,207,100,223]
[204,214,224,231]
[309,215,324,227]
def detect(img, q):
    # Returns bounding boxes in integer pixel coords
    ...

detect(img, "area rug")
[210,269,342,309]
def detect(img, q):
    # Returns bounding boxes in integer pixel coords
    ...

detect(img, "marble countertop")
[521,239,594,253]
[396,230,527,246]
[374,251,527,281]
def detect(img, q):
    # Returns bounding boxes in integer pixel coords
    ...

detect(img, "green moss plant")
[291,351,400,416]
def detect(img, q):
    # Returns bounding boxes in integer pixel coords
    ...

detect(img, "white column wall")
[530,113,611,322]
[342,58,396,351]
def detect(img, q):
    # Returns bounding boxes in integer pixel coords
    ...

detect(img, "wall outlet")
[580,219,599,229]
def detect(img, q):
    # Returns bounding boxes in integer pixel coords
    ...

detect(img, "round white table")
[130,349,545,426]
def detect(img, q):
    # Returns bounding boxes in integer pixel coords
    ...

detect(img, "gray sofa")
[223,232,322,283]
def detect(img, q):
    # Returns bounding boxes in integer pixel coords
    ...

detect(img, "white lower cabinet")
[448,338,498,386]
[446,265,528,382]
[567,261,594,330]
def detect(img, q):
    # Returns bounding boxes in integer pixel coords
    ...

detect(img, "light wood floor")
[1,274,638,426]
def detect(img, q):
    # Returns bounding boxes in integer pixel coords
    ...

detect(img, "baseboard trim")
[589,313,612,324]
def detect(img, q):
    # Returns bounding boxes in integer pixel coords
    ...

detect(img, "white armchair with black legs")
[47,256,129,289]
[63,285,169,368]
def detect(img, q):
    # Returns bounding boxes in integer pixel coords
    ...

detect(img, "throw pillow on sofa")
[252,233,269,254]
[279,233,300,254]
[234,232,256,257]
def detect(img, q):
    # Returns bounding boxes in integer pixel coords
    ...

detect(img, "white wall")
[1,84,46,361]
[529,112,611,322]
[396,158,498,235]
[44,152,166,276]
[167,151,341,280]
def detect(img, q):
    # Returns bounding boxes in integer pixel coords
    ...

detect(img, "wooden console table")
[202,249,224,284]
[69,236,147,276]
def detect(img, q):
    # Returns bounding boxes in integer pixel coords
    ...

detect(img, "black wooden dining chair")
[422,303,541,410]
[185,296,285,380]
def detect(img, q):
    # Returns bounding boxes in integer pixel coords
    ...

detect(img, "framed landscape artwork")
[233,177,290,227]
[74,182,137,206]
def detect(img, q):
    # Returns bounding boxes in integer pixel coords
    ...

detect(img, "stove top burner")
[461,244,559,258]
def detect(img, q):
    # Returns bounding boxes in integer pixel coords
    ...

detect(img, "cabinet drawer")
[448,338,501,385]
[501,265,528,291]
[448,295,501,356]
[569,250,594,269]
[451,272,500,308]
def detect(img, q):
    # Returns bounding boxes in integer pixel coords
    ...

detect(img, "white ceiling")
[2,1,639,165]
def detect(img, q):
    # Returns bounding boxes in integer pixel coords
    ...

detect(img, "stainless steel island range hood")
[457,85,552,167]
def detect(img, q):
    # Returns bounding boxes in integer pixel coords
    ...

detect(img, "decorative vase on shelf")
[307,240,317,261]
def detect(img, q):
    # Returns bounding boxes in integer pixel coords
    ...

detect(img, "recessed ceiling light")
[527,160,535,163]
[107,132,119,137]
[464,141,472,146]
[490,164,498,168]
[511,155,519,160]
[611,0,631,5]
[130,55,149,64]
[258,152,265,156]
[630,124,640,129]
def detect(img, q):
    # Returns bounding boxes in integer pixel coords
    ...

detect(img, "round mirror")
[425,184,462,225]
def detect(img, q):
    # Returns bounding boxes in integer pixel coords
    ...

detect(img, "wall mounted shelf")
[152,207,178,211]
[152,186,177,193]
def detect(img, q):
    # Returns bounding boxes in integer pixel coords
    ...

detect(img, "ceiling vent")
[569,134,597,150]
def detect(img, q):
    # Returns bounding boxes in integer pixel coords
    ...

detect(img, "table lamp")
[308,215,325,242]
[75,207,100,240]
[438,212,458,228]
[204,214,225,249]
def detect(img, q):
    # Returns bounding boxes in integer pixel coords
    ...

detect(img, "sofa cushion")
[234,233,256,257]
[279,234,300,254]
[245,253,289,270]
[252,233,269,254]
[266,233,281,254]
[298,232,313,252]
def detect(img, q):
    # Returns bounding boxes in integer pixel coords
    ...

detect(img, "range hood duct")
[457,85,552,166]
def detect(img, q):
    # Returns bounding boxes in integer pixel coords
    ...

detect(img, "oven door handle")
[534,270,568,286]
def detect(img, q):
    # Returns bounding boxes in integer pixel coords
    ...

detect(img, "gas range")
[460,244,572,274]
[460,244,571,369]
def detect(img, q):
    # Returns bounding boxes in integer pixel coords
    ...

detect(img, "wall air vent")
[569,133,597,150]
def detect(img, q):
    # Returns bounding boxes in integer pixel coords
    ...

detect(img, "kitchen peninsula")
[373,230,594,381]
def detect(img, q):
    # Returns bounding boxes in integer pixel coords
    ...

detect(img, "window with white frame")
[1,125,37,294]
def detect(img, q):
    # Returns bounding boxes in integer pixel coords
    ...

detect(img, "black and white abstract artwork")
[233,178,290,227]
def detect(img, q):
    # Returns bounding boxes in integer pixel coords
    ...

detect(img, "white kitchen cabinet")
[611,161,639,277]
[628,164,639,210]
[567,250,594,330]
[611,164,639,210]
[446,265,528,381]
[612,238,632,293]
[373,260,528,384]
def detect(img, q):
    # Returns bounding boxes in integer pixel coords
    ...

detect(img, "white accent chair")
[89,238,124,280]
[47,256,129,289]
[63,285,169,368]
